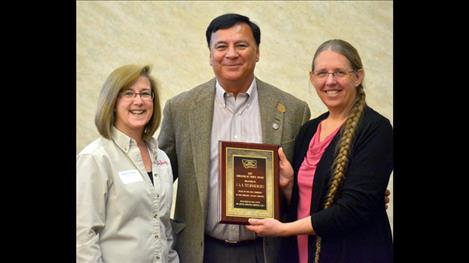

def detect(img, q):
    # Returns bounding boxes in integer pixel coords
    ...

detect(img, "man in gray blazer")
[158,13,311,263]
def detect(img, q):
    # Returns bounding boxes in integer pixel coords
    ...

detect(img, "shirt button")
[156,256,160,260]
[154,214,158,218]
[155,234,159,239]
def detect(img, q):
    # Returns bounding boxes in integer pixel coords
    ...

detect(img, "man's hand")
[385,189,391,209]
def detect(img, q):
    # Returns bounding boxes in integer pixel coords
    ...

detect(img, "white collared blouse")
[76,127,178,263]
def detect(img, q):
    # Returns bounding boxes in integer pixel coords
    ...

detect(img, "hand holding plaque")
[218,141,280,224]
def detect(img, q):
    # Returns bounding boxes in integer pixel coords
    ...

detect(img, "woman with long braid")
[247,39,393,263]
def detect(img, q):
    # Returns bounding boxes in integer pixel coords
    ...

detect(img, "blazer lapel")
[257,78,283,145]
[189,79,216,215]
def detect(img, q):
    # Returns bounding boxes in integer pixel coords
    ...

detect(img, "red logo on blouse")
[156,160,168,166]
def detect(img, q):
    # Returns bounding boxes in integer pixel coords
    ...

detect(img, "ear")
[209,50,213,66]
[256,47,260,62]
[309,71,314,83]
[354,69,365,87]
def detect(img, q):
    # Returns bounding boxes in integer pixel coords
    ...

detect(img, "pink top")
[297,121,342,263]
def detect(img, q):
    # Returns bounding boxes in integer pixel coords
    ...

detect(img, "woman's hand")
[246,218,286,237]
[247,216,315,237]
[278,147,294,202]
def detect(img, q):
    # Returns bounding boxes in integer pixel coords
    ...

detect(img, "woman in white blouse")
[77,64,179,263]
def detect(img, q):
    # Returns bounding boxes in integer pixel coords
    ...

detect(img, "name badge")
[118,169,143,184]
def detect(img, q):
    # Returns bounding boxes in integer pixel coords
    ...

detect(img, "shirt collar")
[215,78,257,106]
[111,126,158,157]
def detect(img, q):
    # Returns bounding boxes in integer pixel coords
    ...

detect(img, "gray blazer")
[158,77,311,263]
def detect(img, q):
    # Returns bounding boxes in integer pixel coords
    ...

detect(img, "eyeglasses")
[312,70,355,80]
[119,90,154,101]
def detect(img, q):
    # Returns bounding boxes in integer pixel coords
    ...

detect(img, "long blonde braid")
[314,89,366,263]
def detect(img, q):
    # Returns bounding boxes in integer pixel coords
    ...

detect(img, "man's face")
[209,23,259,87]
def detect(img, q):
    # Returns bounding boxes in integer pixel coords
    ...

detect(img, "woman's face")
[310,50,363,113]
[114,76,154,138]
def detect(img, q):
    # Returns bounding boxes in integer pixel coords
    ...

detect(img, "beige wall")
[77,1,393,232]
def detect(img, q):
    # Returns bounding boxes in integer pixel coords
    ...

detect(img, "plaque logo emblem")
[242,159,257,169]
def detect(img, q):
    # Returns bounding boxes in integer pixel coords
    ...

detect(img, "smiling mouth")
[325,90,340,95]
[129,110,145,115]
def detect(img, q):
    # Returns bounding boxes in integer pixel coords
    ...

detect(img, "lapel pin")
[277,103,286,113]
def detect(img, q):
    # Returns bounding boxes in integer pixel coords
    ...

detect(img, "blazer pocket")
[170,219,186,234]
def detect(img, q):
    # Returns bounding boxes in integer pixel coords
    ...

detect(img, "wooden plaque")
[218,140,280,224]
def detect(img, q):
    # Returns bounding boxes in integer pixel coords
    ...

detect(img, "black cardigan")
[280,106,393,263]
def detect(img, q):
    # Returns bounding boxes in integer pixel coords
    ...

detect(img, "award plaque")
[218,140,280,225]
